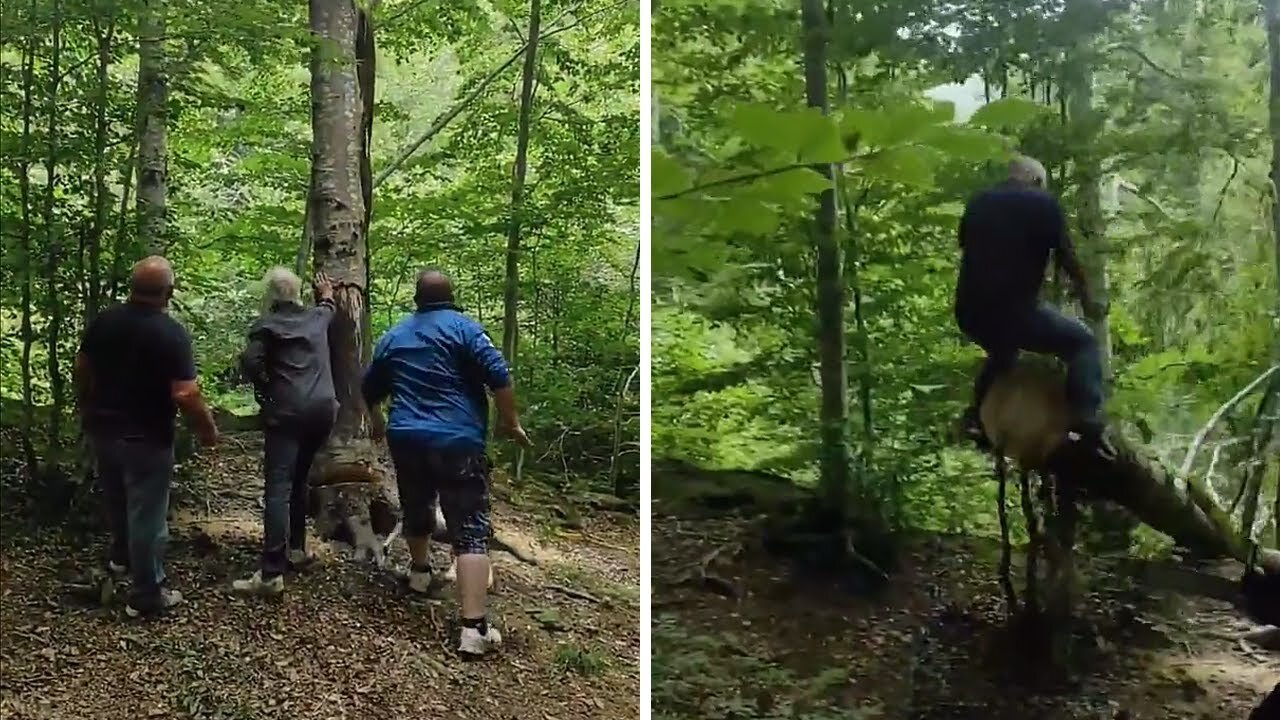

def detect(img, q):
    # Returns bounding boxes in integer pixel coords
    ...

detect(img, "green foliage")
[652,615,882,720]
[653,0,1277,543]
[0,0,639,495]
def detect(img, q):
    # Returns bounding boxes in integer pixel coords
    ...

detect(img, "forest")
[652,1,1280,718]
[0,0,641,718]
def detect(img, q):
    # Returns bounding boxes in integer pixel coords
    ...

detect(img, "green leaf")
[841,100,952,148]
[968,97,1047,130]
[653,150,691,198]
[916,125,1010,161]
[766,167,832,196]
[717,197,780,235]
[858,146,938,187]
[729,104,844,162]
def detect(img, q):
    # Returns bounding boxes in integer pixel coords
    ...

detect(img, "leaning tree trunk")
[979,356,1280,573]
[135,0,167,256]
[305,0,396,561]
[801,0,853,513]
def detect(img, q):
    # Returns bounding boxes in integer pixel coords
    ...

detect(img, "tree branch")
[1178,365,1280,484]
[371,0,625,188]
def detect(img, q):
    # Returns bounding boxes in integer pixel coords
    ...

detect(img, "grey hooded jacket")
[240,298,338,427]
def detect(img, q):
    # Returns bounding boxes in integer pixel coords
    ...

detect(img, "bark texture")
[305,0,395,562]
[135,0,168,255]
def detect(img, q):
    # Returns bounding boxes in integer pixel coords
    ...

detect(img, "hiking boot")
[125,587,183,618]
[458,625,502,656]
[232,570,284,597]
[1066,422,1117,461]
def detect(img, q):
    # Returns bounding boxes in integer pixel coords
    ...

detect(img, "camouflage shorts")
[387,437,491,555]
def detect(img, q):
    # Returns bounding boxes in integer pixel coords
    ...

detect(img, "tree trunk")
[502,0,543,365]
[1239,372,1279,537]
[43,0,65,460]
[88,12,115,322]
[18,18,38,478]
[979,357,1280,570]
[1265,0,1280,545]
[135,0,168,256]
[355,6,376,365]
[801,0,852,511]
[306,0,396,562]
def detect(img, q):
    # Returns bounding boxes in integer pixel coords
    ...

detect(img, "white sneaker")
[107,560,128,576]
[458,625,502,656]
[125,588,183,618]
[232,571,284,596]
[407,568,433,594]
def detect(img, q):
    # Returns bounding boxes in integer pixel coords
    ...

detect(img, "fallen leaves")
[0,433,640,720]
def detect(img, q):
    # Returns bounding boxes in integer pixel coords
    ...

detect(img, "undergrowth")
[651,614,883,720]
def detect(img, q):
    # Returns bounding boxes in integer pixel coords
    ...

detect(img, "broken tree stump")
[978,356,1280,573]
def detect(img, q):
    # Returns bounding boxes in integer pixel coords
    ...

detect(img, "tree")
[305,0,395,558]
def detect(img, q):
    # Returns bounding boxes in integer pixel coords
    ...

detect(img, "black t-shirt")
[955,183,1068,314]
[79,301,197,445]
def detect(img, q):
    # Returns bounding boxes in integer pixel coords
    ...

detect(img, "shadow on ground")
[651,507,1278,720]
[0,432,640,720]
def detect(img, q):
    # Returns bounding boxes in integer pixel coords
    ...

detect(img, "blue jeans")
[260,409,333,578]
[94,436,173,610]
[959,301,1104,427]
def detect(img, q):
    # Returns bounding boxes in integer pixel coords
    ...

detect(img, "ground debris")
[0,432,639,720]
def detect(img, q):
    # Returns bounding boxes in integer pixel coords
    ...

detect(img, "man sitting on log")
[232,268,338,596]
[362,268,531,657]
[75,255,220,618]
[955,155,1115,460]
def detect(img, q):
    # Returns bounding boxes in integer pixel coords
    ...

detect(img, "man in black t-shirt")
[955,156,1113,459]
[75,256,219,617]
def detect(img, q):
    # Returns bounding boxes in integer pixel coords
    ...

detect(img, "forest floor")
[651,482,1278,720]
[0,429,640,720]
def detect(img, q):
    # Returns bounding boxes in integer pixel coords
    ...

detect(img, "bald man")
[362,268,530,657]
[75,256,219,618]
[955,156,1113,458]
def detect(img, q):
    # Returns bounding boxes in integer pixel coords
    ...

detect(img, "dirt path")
[651,513,1278,720]
[0,436,639,720]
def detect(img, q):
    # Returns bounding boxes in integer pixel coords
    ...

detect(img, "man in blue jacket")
[362,269,530,656]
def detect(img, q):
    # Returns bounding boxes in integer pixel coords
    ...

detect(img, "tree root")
[673,541,740,598]
[546,583,602,604]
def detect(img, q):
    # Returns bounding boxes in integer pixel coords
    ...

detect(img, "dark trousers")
[387,435,492,556]
[959,301,1104,427]
[94,436,174,610]
[261,409,334,578]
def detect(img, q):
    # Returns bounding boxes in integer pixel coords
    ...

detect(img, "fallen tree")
[979,356,1280,573]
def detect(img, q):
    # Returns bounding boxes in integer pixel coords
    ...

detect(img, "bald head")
[129,255,175,305]
[414,269,455,309]
[1008,155,1048,189]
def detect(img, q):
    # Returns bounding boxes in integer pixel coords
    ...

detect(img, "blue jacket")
[361,303,511,451]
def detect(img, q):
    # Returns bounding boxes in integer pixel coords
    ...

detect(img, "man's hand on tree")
[313,272,335,301]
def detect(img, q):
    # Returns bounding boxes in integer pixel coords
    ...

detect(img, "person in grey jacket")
[233,267,339,595]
